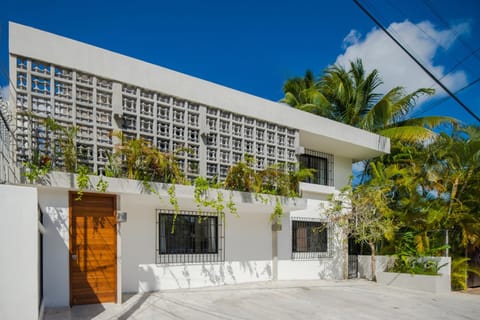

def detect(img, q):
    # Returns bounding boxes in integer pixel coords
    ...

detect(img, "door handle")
[71,254,77,260]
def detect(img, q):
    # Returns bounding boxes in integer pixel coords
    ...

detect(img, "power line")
[411,74,480,118]
[378,0,480,94]
[385,0,469,74]
[353,0,480,123]
[423,0,480,63]
[439,47,480,82]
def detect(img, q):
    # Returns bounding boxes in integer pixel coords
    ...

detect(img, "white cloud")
[335,20,470,107]
[0,85,9,101]
[342,30,361,49]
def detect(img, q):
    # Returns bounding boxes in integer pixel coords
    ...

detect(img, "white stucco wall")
[334,156,352,190]
[0,184,39,320]
[120,193,274,292]
[36,179,347,305]
[278,199,344,280]
[38,188,70,307]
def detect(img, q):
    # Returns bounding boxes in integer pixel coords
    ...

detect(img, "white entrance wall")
[37,181,345,307]
[38,188,70,307]
[0,185,39,320]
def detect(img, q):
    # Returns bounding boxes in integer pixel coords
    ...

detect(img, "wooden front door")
[70,192,117,305]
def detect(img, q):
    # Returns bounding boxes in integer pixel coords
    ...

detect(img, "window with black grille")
[298,149,334,186]
[292,220,332,259]
[156,210,224,264]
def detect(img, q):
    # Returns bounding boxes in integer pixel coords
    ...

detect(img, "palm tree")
[280,70,330,117]
[282,59,457,142]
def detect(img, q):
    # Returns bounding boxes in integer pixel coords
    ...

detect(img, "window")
[292,220,331,259]
[298,149,334,186]
[157,210,224,263]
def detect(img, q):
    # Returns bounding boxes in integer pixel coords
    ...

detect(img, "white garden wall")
[0,185,39,320]
[358,255,451,293]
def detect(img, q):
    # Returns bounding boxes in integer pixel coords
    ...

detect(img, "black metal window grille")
[156,209,225,264]
[298,149,334,186]
[292,219,333,259]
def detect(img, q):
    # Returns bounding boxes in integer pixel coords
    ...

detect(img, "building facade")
[2,22,390,315]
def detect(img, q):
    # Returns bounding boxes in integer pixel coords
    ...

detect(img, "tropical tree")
[327,163,396,280]
[281,70,331,116]
[282,59,457,142]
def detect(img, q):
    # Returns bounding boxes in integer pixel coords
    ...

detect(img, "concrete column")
[271,219,281,281]
[198,105,207,177]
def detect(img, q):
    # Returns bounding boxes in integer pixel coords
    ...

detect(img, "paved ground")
[44,280,480,320]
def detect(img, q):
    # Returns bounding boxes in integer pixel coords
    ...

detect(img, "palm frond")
[398,115,458,129]
[378,125,437,142]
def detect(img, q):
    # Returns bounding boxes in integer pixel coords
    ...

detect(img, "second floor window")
[298,149,333,186]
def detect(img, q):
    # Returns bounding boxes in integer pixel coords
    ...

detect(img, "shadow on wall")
[135,260,273,291]
[137,265,162,292]
[42,204,70,307]
[330,224,344,279]
[44,206,69,250]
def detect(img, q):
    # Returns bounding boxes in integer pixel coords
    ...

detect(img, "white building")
[0,22,389,319]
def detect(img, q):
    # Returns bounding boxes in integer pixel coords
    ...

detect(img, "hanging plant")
[194,176,238,220]
[75,165,90,200]
[96,176,109,193]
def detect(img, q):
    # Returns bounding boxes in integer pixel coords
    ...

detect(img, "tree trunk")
[369,241,376,281]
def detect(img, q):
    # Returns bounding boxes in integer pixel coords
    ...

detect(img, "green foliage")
[282,58,456,143]
[75,165,90,200]
[388,232,447,275]
[326,170,395,254]
[44,118,78,172]
[224,156,256,192]
[224,158,308,223]
[223,156,309,197]
[22,151,52,183]
[270,197,283,223]
[451,257,480,290]
[111,131,186,184]
[96,176,109,193]
[193,176,238,220]
[167,182,179,234]
[226,192,238,216]
[389,256,444,276]
[104,153,122,178]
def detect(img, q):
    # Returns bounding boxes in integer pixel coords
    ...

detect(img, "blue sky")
[1,0,479,125]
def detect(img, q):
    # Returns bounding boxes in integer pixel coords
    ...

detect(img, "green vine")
[22,158,52,184]
[193,176,237,220]
[193,176,210,212]
[142,178,160,198]
[214,191,225,220]
[96,176,109,193]
[75,165,90,200]
[168,182,179,234]
[226,192,238,217]
[270,196,283,224]
[254,192,269,205]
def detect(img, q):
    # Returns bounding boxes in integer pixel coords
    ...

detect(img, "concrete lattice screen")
[0,98,18,184]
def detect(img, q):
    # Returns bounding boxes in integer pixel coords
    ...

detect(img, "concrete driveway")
[44,280,480,320]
